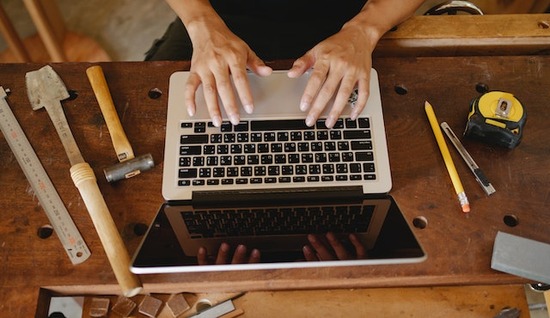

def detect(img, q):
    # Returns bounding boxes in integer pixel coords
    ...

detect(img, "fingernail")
[300,101,309,112]
[325,117,335,129]
[243,104,254,114]
[187,106,195,117]
[305,115,315,127]
[212,115,222,127]
[229,114,240,125]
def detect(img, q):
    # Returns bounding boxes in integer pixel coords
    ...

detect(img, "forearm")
[343,0,425,51]
[164,0,227,42]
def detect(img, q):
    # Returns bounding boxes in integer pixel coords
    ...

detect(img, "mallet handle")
[86,65,134,162]
[70,162,142,297]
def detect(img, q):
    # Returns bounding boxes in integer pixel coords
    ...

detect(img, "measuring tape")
[0,86,91,265]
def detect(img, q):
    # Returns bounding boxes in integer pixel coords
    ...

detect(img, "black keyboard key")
[251,119,312,131]
[344,130,371,140]
[194,122,206,133]
[220,122,232,132]
[181,134,208,144]
[356,151,374,162]
[179,168,197,179]
[180,146,201,155]
[351,140,372,150]
[345,118,357,128]
[179,157,191,167]
[358,118,370,128]
[234,121,249,131]
[363,162,375,172]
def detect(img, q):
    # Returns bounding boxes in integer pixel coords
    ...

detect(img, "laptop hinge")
[191,186,364,207]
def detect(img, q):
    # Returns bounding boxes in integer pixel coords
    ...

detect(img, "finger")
[232,244,248,264]
[288,53,314,78]
[307,234,334,261]
[249,249,261,263]
[215,242,231,264]
[350,77,370,120]
[326,232,350,260]
[349,233,367,259]
[247,51,273,77]
[301,64,329,126]
[305,70,340,127]
[213,70,241,125]
[200,73,223,127]
[325,75,357,128]
[302,245,319,262]
[197,247,208,265]
[229,65,254,115]
[184,72,201,117]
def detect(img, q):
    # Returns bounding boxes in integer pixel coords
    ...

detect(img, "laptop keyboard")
[181,204,374,238]
[177,117,376,187]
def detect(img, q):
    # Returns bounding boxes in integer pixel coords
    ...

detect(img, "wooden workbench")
[1,36,550,317]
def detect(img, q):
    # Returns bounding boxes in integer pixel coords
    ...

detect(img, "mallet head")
[104,153,154,182]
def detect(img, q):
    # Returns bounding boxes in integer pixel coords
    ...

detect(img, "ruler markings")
[0,87,91,264]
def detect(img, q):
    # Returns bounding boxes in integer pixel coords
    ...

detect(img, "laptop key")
[179,168,197,178]
[181,134,208,144]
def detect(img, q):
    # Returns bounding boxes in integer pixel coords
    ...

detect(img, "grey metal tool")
[86,65,154,182]
[492,231,550,284]
[441,122,496,195]
[25,65,142,297]
[0,86,90,265]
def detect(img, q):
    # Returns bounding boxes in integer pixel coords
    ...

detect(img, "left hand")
[288,25,374,128]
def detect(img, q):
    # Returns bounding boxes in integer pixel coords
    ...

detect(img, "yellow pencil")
[424,101,470,213]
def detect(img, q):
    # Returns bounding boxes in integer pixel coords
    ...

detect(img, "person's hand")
[302,232,367,261]
[185,18,272,127]
[288,24,376,129]
[197,242,261,265]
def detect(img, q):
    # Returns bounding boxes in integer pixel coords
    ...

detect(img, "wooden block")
[89,297,110,317]
[111,296,136,317]
[139,295,163,318]
[165,293,191,317]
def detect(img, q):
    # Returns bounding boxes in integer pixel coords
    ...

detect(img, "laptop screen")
[131,195,426,273]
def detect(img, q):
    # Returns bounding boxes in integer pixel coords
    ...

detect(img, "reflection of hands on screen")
[197,242,261,265]
[303,232,367,261]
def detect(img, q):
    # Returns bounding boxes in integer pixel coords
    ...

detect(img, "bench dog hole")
[148,88,163,99]
[394,84,408,95]
[37,224,54,239]
[412,216,428,229]
[503,214,519,227]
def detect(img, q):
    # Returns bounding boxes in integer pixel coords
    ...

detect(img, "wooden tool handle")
[86,65,134,162]
[70,162,142,297]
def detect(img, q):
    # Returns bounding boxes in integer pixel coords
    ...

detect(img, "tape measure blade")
[0,92,91,265]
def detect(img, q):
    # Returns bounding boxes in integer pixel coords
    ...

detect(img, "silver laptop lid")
[163,69,391,201]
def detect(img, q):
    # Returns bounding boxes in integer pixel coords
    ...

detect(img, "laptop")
[130,69,426,273]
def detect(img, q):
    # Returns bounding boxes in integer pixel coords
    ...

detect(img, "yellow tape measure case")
[464,91,526,149]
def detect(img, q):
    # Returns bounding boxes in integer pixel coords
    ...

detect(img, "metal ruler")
[0,86,91,265]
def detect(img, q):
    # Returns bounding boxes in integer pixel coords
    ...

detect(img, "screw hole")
[148,88,163,99]
[475,83,489,94]
[67,90,78,101]
[412,216,428,229]
[37,225,54,239]
[503,214,519,227]
[538,21,550,29]
[394,85,408,95]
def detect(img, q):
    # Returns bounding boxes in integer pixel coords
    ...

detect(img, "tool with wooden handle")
[86,65,154,182]
[0,86,90,265]
[25,65,142,297]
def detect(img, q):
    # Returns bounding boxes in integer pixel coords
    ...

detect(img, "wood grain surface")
[1,56,549,316]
